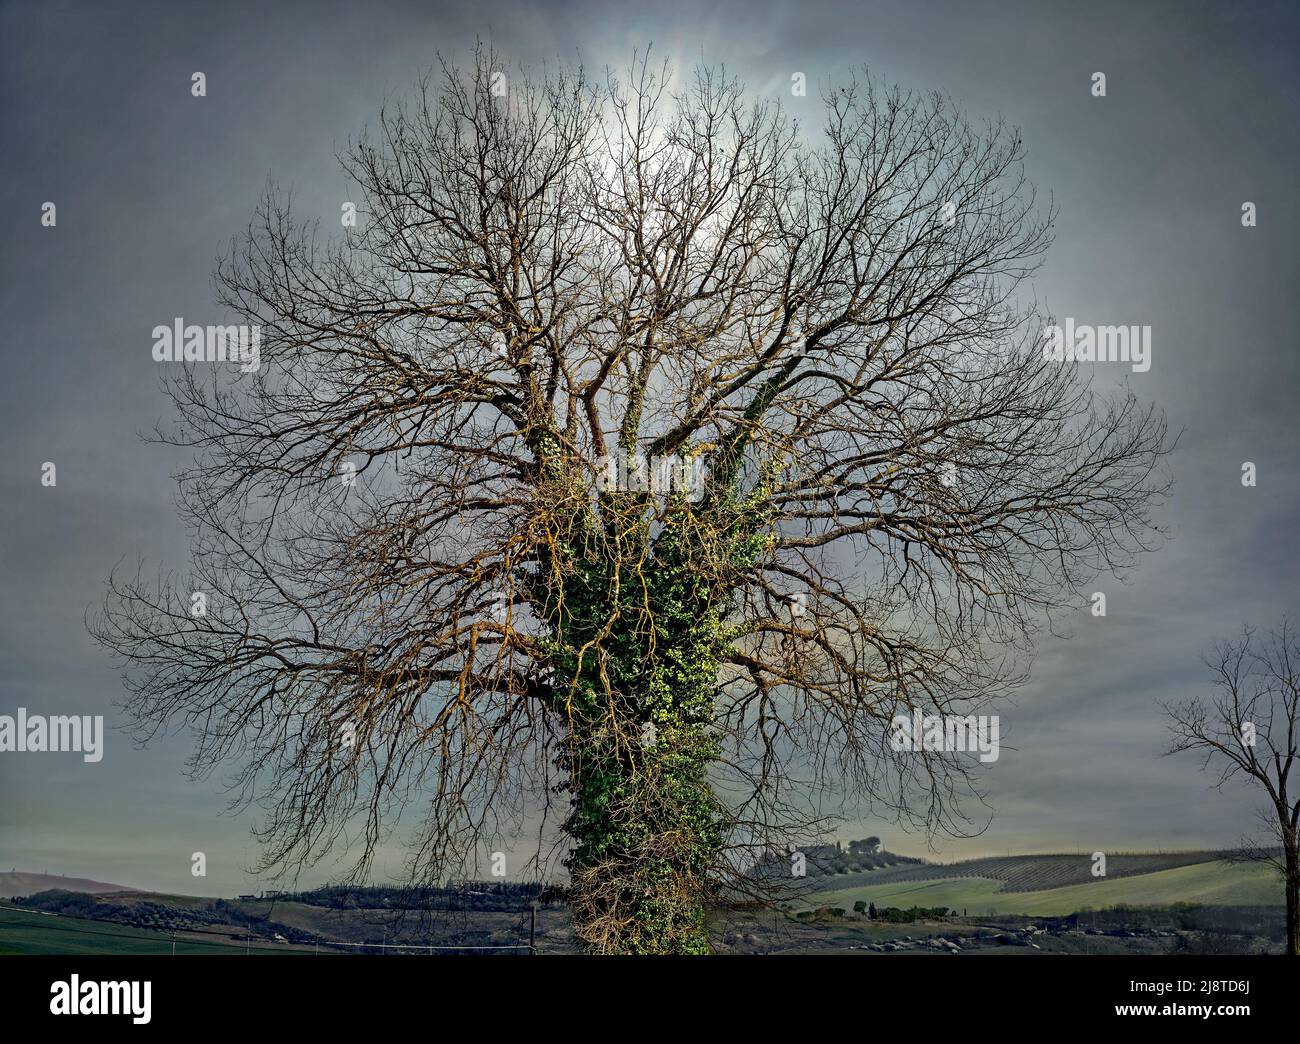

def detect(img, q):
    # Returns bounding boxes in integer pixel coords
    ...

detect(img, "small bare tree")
[1165,621,1300,956]
[93,46,1171,953]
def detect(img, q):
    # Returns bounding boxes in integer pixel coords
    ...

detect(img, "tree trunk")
[548,519,729,954]
[563,715,722,954]
[1285,846,1299,957]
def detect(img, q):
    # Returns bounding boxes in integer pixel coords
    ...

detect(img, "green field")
[804,859,1284,916]
[0,905,323,955]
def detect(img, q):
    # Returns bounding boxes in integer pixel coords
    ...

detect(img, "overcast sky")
[2,0,1298,895]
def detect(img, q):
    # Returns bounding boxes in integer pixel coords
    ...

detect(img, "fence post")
[529,901,537,955]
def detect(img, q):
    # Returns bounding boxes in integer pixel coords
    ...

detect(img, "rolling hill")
[801,850,1230,894]
[803,857,1284,915]
[0,871,134,899]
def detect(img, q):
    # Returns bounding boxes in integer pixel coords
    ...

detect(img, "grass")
[802,859,1284,916]
[0,905,324,955]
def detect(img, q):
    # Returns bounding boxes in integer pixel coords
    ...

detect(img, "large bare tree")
[93,47,1170,953]
[1165,621,1300,956]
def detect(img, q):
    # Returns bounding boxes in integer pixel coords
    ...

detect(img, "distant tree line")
[796,903,950,923]
[284,881,562,912]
